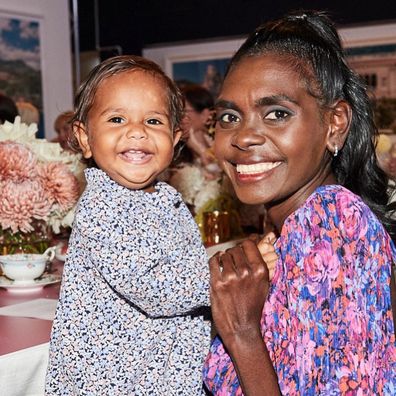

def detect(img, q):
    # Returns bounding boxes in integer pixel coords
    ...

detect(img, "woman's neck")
[266,172,337,232]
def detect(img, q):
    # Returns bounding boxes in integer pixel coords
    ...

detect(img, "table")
[0,261,63,396]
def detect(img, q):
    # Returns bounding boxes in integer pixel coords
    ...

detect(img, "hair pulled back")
[228,10,396,239]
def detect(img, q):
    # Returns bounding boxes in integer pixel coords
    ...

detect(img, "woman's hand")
[209,239,270,346]
[209,239,281,395]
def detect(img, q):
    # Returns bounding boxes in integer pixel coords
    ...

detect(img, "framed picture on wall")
[0,0,73,140]
[143,37,246,97]
[172,57,230,98]
[0,13,44,135]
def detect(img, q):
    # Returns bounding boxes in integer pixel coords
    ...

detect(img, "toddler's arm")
[257,232,277,281]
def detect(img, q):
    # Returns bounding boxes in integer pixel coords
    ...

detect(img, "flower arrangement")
[0,117,85,242]
[169,164,221,212]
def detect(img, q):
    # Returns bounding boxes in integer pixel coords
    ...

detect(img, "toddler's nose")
[126,124,147,139]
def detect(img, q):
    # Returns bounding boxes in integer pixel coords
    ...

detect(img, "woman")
[203,10,396,395]
[177,84,217,170]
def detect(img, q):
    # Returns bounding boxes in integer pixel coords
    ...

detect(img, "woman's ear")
[326,100,352,155]
[73,122,92,158]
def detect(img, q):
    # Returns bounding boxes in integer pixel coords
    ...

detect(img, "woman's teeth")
[236,162,281,174]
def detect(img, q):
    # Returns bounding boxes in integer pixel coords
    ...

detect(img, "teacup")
[0,247,56,283]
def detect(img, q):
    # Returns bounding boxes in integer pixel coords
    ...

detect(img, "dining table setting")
[0,250,65,396]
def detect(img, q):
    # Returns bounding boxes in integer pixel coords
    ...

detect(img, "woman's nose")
[231,126,266,151]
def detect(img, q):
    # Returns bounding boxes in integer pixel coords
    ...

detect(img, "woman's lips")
[234,161,282,182]
[236,161,282,174]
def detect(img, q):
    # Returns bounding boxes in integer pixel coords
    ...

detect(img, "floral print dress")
[203,185,396,395]
[46,168,211,395]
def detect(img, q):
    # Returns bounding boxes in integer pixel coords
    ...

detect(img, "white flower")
[194,179,222,213]
[169,163,227,212]
[170,165,206,205]
[0,116,38,142]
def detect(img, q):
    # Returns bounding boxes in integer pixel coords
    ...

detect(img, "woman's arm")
[210,239,281,395]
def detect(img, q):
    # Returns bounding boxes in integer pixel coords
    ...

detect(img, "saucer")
[0,274,61,292]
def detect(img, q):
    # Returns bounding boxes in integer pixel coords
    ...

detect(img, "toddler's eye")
[147,118,163,125]
[265,109,290,121]
[218,113,240,123]
[109,116,124,123]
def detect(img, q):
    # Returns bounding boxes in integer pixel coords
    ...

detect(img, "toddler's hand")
[257,232,277,281]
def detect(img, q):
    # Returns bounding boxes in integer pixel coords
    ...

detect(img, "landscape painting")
[0,14,43,135]
[172,57,230,98]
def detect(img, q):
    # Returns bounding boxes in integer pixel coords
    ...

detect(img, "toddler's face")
[76,70,181,191]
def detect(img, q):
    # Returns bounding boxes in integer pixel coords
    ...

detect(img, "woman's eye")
[218,113,240,123]
[109,116,124,123]
[265,109,290,121]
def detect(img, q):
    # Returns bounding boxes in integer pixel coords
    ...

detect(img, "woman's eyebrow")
[214,99,241,112]
[256,94,298,107]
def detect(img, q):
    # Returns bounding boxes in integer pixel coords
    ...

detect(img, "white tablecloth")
[0,343,49,396]
[0,299,57,321]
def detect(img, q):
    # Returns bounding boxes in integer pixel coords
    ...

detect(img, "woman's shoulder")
[299,184,369,219]
[283,184,387,244]
[310,184,362,206]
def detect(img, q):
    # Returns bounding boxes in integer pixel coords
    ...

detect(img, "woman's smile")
[233,161,282,183]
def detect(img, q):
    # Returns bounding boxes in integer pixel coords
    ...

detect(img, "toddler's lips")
[120,149,153,163]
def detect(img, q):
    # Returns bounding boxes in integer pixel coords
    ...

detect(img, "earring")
[333,145,338,157]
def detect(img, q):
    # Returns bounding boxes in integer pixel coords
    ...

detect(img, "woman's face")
[214,54,334,220]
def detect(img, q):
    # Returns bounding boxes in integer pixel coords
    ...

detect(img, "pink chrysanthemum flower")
[0,141,38,182]
[0,179,52,233]
[38,162,80,211]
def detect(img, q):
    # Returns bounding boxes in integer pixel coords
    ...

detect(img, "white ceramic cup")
[0,247,56,283]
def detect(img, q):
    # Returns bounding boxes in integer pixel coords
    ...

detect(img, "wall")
[0,0,73,139]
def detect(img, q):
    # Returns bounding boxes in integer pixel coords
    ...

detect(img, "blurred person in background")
[52,110,74,151]
[16,101,39,125]
[0,93,18,124]
[177,84,220,177]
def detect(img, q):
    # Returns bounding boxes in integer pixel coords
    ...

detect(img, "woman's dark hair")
[0,94,18,124]
[69,55,184,166]
[227,10,396,239]
[181,84,214,113]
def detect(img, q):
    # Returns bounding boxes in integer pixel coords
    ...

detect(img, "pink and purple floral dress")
[203,185,396,395]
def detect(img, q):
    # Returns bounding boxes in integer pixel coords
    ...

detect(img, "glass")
[203,210,231,246]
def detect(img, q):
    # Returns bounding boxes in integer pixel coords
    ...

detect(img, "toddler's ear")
[73,122,92,158]
[173,128,183,148]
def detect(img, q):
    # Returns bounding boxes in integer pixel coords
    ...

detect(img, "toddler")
[45,55,211,395]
